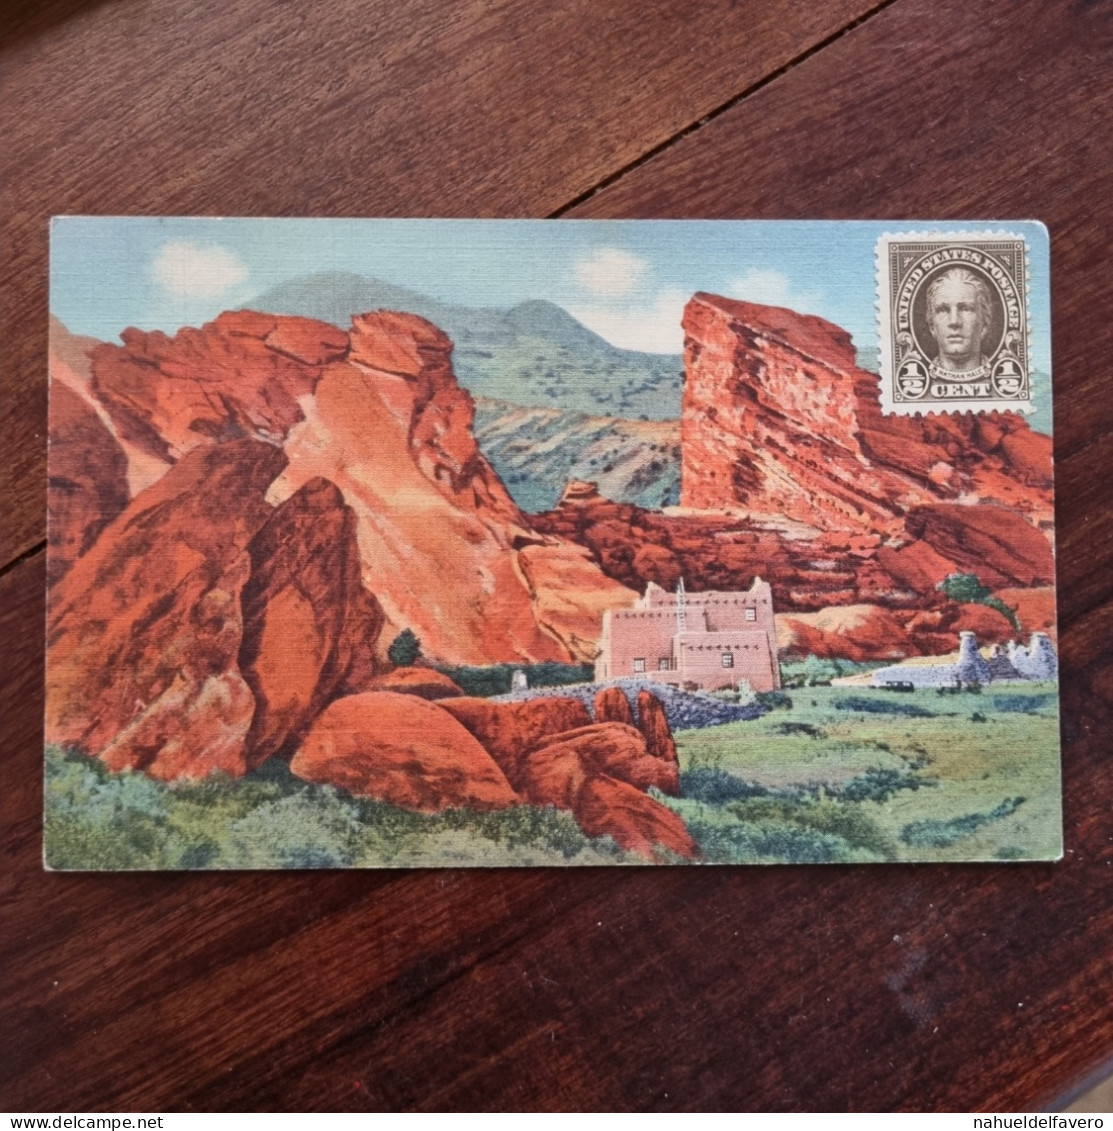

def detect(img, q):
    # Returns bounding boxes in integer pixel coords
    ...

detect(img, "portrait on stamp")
[877,233,1031,415]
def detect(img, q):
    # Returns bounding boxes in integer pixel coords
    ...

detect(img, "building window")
[745,607,757,621]
[721,652,734,667]
[658,657,670,670]
[633,658,646,673]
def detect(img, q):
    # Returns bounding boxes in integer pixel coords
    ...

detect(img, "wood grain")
[3,546,1111,1111]
[0,0,881,565]
[3,0,1113,1113]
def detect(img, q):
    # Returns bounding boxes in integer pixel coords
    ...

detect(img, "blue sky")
[51,217,1052,377]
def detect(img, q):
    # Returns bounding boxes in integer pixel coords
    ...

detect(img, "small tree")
[388,628,421,667]
[937,572,1021,633]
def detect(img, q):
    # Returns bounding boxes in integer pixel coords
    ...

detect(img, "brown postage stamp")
[877,231,1032,416]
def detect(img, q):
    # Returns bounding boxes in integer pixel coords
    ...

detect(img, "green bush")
[755,689,793,711]
[435,661,593,698]
[991,693,1056,714]
[828,767,937,804]
[679,767,769,805]
[900,797,1026,848]
[387,629,421,667]
[833,695,935,718]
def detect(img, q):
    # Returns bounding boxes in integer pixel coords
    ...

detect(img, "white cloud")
[573,247,649,298]
[152,241,248,299]
[567,288,688,354]
[727,268,816,312]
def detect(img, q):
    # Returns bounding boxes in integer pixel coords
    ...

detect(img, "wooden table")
[2,0,1111,1112]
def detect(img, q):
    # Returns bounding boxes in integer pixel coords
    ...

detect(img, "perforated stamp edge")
[876,229,1033,418]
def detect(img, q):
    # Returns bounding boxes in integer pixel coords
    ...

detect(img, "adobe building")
[595,578,781,692]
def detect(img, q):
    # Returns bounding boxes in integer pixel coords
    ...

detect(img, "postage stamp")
[877,230,1032,416]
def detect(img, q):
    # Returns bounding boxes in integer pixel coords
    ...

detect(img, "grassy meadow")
[44,679,1062,869]
[665,682,1062,864]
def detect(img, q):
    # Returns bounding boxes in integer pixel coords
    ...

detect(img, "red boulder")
[289,692,519,811]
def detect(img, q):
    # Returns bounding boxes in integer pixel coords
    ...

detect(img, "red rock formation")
[776,605,913,663]
[46,439,287,779]
[89,311,349,463]
[268,310,632,664]
[47,382,130,587]
[529,294,1055,661]
[365,667,465,700]
[680,293,1053,537]
[289,692,519,811]
[439,696,592,782]
[576,775,698,861]
[531,722,679,796]
[238,477,385,763]
[594,686,634,726]
[635,690,679,766]
[903,503,1055,589]
[50,319,173,497]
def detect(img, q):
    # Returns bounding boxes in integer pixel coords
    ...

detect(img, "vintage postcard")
[46,219,1060,868]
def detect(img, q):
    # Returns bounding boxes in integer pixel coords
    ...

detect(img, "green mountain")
[472,398,681,513]
[251,272,684,420]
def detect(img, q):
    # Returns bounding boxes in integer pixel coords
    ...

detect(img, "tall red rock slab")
[680,294,929,533]
[47,381,130,587]
[593,686,634,726]
[532,723,679,796]
[904,503,1056,589]
[635,690,679,768]
[575,775,698,862]
[364,667,466,700]
[237,477,385,764]
[439,696,592,785]
[776,604,911,662]
[289,692,518,811]
[679,293,1054,538]
[269,310,596,665]
[89,311,349,464]
[46,439,288,779]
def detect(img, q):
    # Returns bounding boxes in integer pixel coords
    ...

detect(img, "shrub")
[828,767,937,804]
[680,767,769,805]
[833,695,935,718]
[900,797,1026,848]
[991,693,1056,714]
[755,690,793,711]
[387,628,421,667]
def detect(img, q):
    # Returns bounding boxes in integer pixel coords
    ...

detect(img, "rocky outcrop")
[47,382,130,587]
[439,696,593,784]
[636,689,679,766]
[576,776,697,861]
[289,692,519,811]
[267,310,632,665]
[680,292,1052,533]
[903,503,1055,589]
[89,311,349,464]
[46,439,287,779]
[528,292,1056,662]
[530,722,679,796]
[238,477,385,763]
[594,686,635,726]
[364,667,465,700]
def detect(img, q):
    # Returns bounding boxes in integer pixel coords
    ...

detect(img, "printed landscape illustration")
[45,219,1061,867]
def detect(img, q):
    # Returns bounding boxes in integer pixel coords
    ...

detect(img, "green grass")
[45,681,1062,868]
[668,682,1061,863]
[44,747,631,870]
